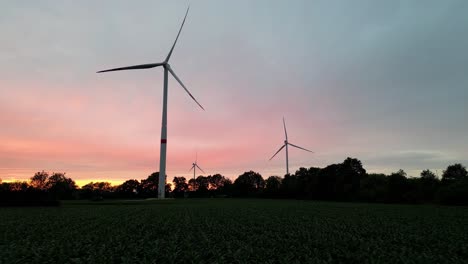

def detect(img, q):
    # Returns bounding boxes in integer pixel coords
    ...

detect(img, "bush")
[437,179,468,205]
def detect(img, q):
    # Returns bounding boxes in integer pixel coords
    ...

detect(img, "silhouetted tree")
[317,164,341,200]
[337,158,366,200]
[3,160,468,205]
[280,173,298,198]
[165,183,172,198]
[208,174,229,190]
[418,170,439,202]
[442,163,467,182]
[0,180,59,206]
[216,177,233,197]
[172,177,188,198]
[81,182,94,199]
[296,167,321,199]
[8,181,29,192]
[45,173,76,199]
[438,164,468,205]
[116,179,140,198]
[0,182,8,192]
[437,178,468,205]
[186,176,211,197]
[30,171,49,190]
[295,168,310,197]
[81,182,114,200]
[359,173,388,202]
[420,169,436,180]
[139,172,160,198]
[233,171,265,197]
[387,170,409,203]
[196,176,210,193]
[188,178,199,192]
[265,176,282,197]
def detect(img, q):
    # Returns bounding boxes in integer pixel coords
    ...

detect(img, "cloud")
[1,0,467,183]
[362,150,465,175]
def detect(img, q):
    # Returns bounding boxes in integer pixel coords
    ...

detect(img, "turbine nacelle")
[269,118,314,175]
[189,159,205,176]
[95,7,205,110]
[96,6,199,199]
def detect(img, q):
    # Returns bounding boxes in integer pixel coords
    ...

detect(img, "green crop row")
[1,199,467,263]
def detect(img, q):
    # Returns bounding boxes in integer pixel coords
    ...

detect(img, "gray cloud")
[0,0,467,180]
[363,150,465,174]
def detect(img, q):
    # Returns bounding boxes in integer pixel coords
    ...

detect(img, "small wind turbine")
[189,152,205,180]
[269,118,313,175]
[97,7,203,199]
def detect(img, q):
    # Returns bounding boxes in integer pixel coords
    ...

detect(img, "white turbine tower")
[97,7,204,199]
[189,152,205,180]
[269,118,313,175]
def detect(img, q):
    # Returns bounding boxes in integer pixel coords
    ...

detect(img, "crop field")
[1,199,467,264]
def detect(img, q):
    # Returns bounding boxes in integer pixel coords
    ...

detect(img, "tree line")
[1,158,467,205]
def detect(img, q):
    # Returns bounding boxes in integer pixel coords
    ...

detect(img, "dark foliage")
[81,182,115,200]
[172,177,188,198]
[2,160,468,205]
[442,163,467,183]
[265,176,282,197]
[437,178,468,205]
[116,179,140,198]
[233,171,265,197]
[0,183,60,207]
[46,172,77,200]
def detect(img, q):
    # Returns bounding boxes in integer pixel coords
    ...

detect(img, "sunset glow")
[1,1,467,186]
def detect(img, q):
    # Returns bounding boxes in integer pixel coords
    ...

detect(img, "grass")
[1,199,467,263]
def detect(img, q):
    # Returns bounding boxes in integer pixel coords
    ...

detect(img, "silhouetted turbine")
[189,152,205,180]
[97,6,204,198]
[269,118,313,175]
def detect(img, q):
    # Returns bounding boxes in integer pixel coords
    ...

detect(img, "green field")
[1,199,467,264]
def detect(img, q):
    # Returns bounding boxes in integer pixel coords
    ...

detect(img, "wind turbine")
[189,152,205,180]
[97,7,204,199]
[269,118,313,175]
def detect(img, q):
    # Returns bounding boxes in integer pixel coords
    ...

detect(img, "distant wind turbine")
[97,7,204,199]
[189,152,205,180]
[269,118,313,175]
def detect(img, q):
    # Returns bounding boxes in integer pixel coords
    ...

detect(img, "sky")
[1,0,467,186]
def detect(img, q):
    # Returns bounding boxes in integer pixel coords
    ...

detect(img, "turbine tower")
[97,7,204,199]
[189,152,205,180]
[269,118,313,175]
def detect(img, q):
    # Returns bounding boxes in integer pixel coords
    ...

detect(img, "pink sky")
[1,78,335,186]
[1,1,467,186]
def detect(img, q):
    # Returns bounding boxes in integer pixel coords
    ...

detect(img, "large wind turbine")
[269,118,313,175]
[97,7,203,199]
[189,153,205,180]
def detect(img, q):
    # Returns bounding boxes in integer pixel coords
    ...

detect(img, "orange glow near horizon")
[1,80,335,186]
[1,1,466,188]
[1,80,444,184]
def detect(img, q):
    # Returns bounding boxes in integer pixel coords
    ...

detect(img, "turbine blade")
[288,143,314,153]
[97,62,164,73]
[189,165,195,172]
[283,117,288,140]
[269,144,286,161]
[195,164,205,174]
[167,66,205,110]
[165,6,189,62]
